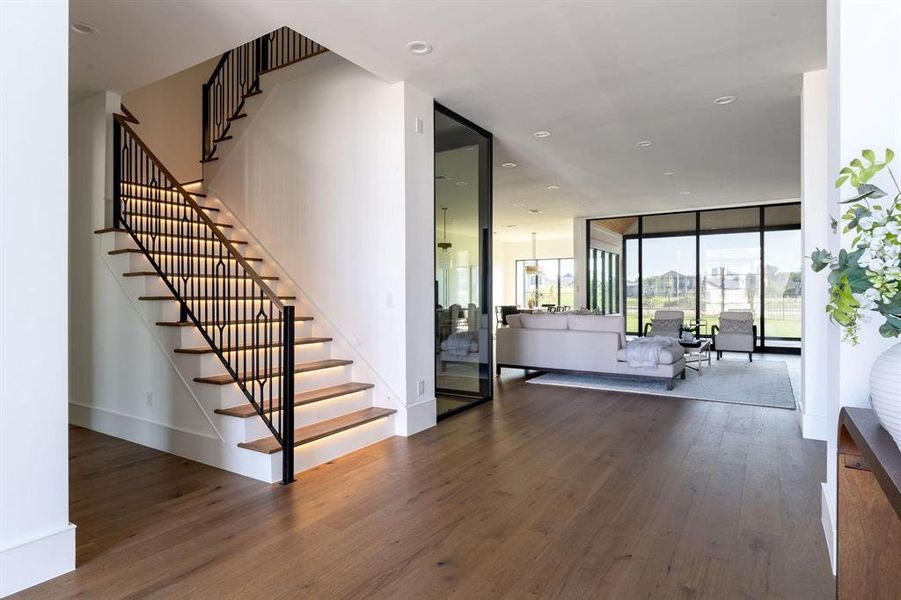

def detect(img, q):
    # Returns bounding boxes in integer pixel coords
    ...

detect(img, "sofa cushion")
[616,345,684,365]
[505,313,523,328]
[519,313,568,330]
[567,314,626,347]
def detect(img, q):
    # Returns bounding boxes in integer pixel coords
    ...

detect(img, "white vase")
[869,341,901,450]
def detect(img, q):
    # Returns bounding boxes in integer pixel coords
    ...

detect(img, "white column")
[0,0,75,595]
[819,0,901,573]
[800,69,830,441]
[573,217,588,308]
[402,82,437,435]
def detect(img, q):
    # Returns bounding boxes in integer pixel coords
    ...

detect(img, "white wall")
[68,91,228,452]
[122,56,219,184]
[210,53,436,433]
[0,1,75,596]
[800,69,830,440]
[818,0,901,572]
[493,236,574,307]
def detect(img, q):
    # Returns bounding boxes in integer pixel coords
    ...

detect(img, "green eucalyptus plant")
[810,148,901,344]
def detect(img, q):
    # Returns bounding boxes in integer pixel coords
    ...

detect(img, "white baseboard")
[802,412,832,442]
[0,523,75,597]
[821,482,837,574]
[397,398,436,436]
[69,402,271,482]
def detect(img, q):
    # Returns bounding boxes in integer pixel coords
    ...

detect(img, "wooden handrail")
[113,113,285,311]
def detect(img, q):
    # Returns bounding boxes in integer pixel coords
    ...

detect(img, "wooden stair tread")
[156,316,312,327]
[238,407,395,454]
[95,227,243,243]
[213,135,233,143]
[139,294,296,301]
[120,195,219,211]
[215,382,373,418]
[123,213,232,228]
[200,157,219,164]
[194,358,352,385]
[124,271,276,280]
[108,248,263,262]
[227,113,248,122]
[175,336,331,354]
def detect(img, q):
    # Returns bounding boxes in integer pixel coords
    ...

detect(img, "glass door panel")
[699,232,761,341]
[763,229,802,344]
[435,105,492,417]
[642,236,697,329]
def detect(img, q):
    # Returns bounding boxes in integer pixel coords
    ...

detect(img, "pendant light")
[437,208,453,269]
[524,232,542,275]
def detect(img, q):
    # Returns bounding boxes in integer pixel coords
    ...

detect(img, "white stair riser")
[141,299,294,322]
[125,252,263,275]
[191,364,354,408]
[119,214,233,234]
[141,274,286,297]
[216,388,374,443]
[179,342,332,376]
[265,414,395,480]
[120,197,218,213]
[176,320,314,347]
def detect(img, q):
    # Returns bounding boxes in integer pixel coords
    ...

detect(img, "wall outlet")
[417,379,425,396]
[145,391,153,408]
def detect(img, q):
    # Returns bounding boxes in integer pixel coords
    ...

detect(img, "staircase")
[95,28,396,484]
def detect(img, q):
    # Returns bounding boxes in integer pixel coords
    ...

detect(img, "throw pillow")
[719,319,753,334]
[651,318,682,334]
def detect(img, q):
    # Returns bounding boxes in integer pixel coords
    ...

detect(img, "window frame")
[588,202,801,352]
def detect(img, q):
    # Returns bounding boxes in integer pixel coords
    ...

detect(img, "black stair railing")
[113,111,296,483]
[202,26,326,161]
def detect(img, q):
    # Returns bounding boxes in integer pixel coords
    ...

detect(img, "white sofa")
[496,313,686,390]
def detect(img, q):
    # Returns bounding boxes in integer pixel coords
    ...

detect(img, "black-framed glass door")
[434,104,492,417]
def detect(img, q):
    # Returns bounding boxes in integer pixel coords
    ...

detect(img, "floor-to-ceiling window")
[434,104,492,418]
[515,257,574,308]
[588,203,800,351]
[588,248,620,313]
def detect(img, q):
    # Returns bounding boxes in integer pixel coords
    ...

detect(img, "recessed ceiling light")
[71,22,98,35]
[713,95,737,105]
[501,162,517,168]
[455,181,468,186]
[679,191,692,195]
[528,209,542,214]
[533,130,551,138]
[663,171,675,176]
[505,224,516,228]
[636,140,653,148]
[513,202,525,207]
[546,185,560,190]
[406,41,432,55]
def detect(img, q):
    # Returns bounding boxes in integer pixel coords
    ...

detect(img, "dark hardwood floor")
[20,372,834,599]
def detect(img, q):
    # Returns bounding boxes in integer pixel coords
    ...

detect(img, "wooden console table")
[837,407,901,599]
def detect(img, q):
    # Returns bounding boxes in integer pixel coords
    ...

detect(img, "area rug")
[526,359,797,410]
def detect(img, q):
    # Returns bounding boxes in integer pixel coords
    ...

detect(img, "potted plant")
[810,148,901,447]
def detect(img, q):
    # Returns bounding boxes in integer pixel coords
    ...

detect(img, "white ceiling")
[70,0,825,243]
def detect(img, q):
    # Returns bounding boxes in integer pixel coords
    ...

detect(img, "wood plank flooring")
[18,372,834,599]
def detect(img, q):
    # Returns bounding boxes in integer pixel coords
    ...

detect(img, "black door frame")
[433,102,494,419]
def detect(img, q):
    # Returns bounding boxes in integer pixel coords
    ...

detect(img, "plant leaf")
[840,183,887,203]
[810,248,833,272]
[863,149,875,162]
[886,148,895,163]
